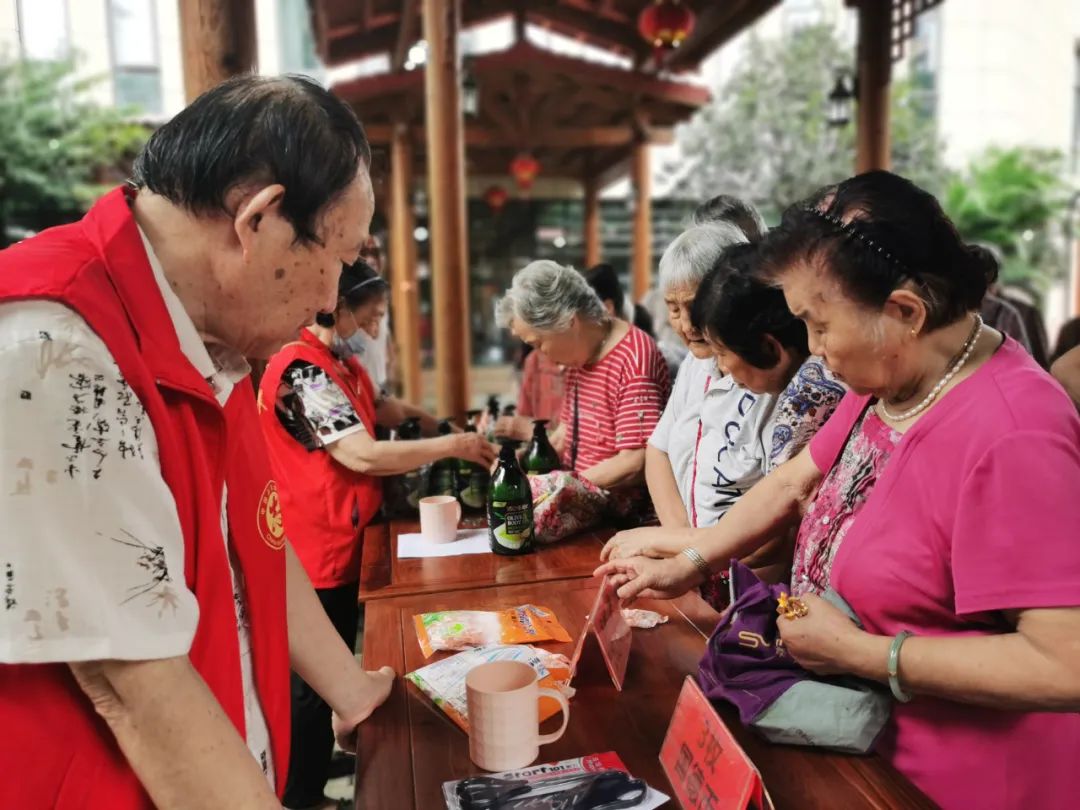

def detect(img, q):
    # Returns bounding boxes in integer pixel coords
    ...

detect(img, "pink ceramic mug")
[465,660,570,772]
[419,495,461,543]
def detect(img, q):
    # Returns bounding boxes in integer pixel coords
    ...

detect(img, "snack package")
[406,644,574,732]
[413,605,572,658]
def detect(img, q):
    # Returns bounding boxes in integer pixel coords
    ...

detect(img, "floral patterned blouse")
[791,406,901,596]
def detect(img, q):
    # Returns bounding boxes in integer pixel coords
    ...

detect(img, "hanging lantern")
[509,153,540,192]
[637,0,696,58]
[484,185,509,213]
[826,70,858,129]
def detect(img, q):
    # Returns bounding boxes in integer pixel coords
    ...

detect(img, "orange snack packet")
[413,605,572,658]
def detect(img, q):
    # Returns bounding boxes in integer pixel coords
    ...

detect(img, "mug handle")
[454,499,462,526]
[536,688,570,745]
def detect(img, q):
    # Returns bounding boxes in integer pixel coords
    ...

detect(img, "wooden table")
[358,518,613,601]
[356,578,935,809]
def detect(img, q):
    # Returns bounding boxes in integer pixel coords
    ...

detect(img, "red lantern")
[637,0,696,57]
[484,184,509,213]
[509,153,540,192]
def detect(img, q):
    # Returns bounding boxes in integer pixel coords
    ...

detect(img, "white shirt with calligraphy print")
[0,231,274,785]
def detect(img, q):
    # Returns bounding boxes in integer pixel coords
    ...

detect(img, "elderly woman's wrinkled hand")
[593,554,699,604]
[776,592,867,676]
[494,414,532,442]
[600,527,678,561]
[455,432,499,468]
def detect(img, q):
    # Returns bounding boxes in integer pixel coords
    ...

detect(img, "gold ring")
[777,592,809,620]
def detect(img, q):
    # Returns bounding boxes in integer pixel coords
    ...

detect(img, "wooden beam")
[422,0,470,420]
[855,0,891,172]
[631,140,652,303]
[179,0,257,102]
[319,2,511,66]
[389,124,422,404]
[584,175,601,268]
[474,42,710,109]
[363,123,674,148]
[392,0,419,71]
[663,0,780,72]
[526,3,648,61]
[326,23,399,65]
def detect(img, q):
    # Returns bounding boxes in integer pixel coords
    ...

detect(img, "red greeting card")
[659,677,769,810]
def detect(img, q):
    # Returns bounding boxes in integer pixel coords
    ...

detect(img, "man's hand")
[331,666,396,752]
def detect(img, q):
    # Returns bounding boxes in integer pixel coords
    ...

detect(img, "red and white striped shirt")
[560,325,671,472]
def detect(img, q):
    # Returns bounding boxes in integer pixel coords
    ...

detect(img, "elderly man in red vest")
[0,76,394,809]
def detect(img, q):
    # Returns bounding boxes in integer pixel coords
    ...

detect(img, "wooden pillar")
[179,0,257,102]
[854,0,892,173]
[583,176,601,269]
[631,141,652,303]
[389,124,422,404]
[422,0,470,420]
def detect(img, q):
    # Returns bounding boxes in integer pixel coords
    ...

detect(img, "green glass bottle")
[397,417,427,511]
[429,418,458,499]
[457,410,488,512]
[485,395,501,442]
[487,440,534,556]
[522,419,561,476]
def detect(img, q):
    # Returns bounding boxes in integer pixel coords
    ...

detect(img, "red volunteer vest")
[0,188,291,807]
[259,329,382,588]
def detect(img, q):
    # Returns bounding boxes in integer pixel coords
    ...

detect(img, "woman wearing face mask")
[258,260,496,810]
[329,260,442,434]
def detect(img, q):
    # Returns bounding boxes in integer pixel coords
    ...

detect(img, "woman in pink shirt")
[599,172,1080,809]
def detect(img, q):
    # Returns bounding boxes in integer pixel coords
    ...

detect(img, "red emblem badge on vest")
[258,481,286,550]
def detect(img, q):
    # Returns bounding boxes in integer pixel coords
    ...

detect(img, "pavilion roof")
[309,0,779,72]
[337,39,711,183]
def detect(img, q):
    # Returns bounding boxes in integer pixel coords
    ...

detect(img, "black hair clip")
[802,206,917,279]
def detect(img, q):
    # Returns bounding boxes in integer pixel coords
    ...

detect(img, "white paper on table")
[397,528,491,558]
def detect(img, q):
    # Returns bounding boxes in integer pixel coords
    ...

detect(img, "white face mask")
[330,309,368,360]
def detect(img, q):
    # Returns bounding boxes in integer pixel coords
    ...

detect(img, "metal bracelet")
[681,547,712,580]
[888,630,914,703]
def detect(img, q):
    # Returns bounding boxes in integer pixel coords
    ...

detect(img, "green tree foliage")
[0,58,148,246]
[668,23,946,220]
[943,147,1070,294]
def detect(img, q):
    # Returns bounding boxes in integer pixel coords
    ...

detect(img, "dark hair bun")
[958,244,999,308]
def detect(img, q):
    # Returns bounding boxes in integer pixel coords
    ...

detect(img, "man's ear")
[233,184,287,262]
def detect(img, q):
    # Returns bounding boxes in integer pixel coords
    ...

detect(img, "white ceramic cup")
[418,495,462,543]
[465,660,570,772]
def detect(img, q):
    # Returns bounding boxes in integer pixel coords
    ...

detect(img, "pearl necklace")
[879,314,984,422]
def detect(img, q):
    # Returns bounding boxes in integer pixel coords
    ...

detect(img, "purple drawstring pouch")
[697,561,891,754]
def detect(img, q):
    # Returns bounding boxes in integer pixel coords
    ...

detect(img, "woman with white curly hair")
[496,260,670,493]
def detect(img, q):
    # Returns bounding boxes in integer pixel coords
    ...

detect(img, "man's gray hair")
[496,260,607,332]
[658,221,749,293]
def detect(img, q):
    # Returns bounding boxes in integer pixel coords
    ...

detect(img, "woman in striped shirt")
[496,260,671,494]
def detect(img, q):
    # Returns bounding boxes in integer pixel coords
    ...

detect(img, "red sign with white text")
[660,677,768,810]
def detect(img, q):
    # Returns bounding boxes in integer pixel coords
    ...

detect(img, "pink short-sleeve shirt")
[804,338,1080,810]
